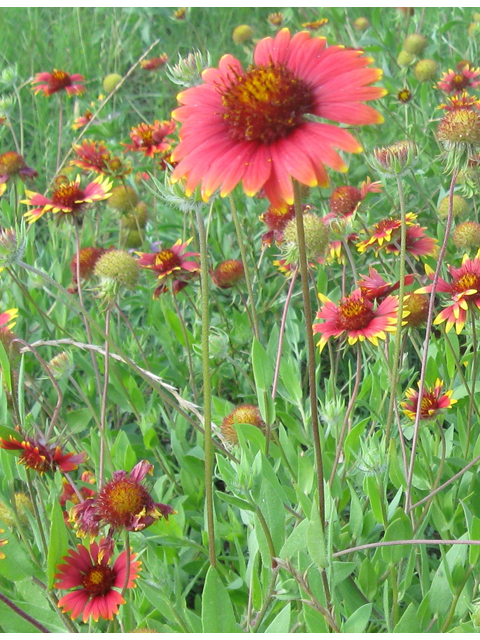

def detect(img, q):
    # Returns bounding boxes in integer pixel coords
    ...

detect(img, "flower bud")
[438,195,469,219]
[372,140,417,176]
[166,50,212,88]
[403,33,428,55]
[232,25,253,44]
[102,73,122,94]
[354,17,370,32]
[414,59,438,82]
[48,351,75,379]
[397,50,415,67]
[108,185,139,212]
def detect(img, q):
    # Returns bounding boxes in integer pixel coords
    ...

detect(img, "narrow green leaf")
[342,603,372,633]
[201,566,238,633]
[306,500,327,569]
[265,603,291,633]
[46,501,69,589]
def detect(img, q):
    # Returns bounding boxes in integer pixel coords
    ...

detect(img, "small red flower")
[124,120,176,157]
[55,540,141,623]
[0,308,18,330]
[357,266,414,302]
[383,224,438,259]
[31,70,86,97]
[137,239,200,296]
[210,260,244,288]
[401,379,456,420]
[72,109,94,130]
[324,177,382,223]
[0,152,38,196]
[313,289,399,352]
[0,435,85,474]
[71,140,131,178]
[141,54,169,70]
[438,66,480,94]
[356,212,417,253]
[22,175,112,224]
[416,252,480,333]
[260,201,298,245]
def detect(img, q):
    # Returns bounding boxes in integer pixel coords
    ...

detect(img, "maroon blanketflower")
[60,472,96,507]
[55,540,141,623]
[141,54,169,70]
[324,177,382,223]
[22,175,112,224]
[357,267,414,302]
[383,224,438,259]
[438,65,480,94]
[70,460,174,537]
[416,252,480,333]
[0,435,86,474]
[260,201,299,245]
[70,247,107,284]
[124,120,176,157]
[356,212,417,254]
[31,70,86,96]
[210,259,244,288]
[313,289,399,352]
[0,151,38,196]
[401,379,456,420]
[137,239,200,296]
[71,140,131,177]
[72,109,94,130]
[171,28,386,207]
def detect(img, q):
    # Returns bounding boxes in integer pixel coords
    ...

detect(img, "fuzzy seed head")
[438,195,469,219]
[107,185,139,212]
[121,202,148,230]
[221,404,265,445]
[437,108,480,145]
[453,220,480,248]
[102,73,122,94]
[403,33,428,55]
[211,260,244,288]
[232,25,254,44]
[397,50,415,67]
[94,250,139,301]
[354,17,370,32]
[283,213,329,262]
[414,59,438,82]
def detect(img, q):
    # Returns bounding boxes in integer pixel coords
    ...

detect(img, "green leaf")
[215,491,255,512]
[251,338,273,391]
[394,603,421,633]
[0,337,12,393]
[364,475,384,525]
[201,566,238,633]
[348,482,363,538]
[469,516,480,566]
[265,603,291,633]
[279,518,309,559]
[342,603,372,633]
[307,500,327,569]
[46,500,69,589]
[381,509,413,564]
[332,561,356,586]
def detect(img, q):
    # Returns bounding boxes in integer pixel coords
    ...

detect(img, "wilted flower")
[70,246,106,285]
[324,177,382,222]
[0,435,85,474]
[31,70,85,96]
[357,266,414,302]
[124,120,175,158]
[55,540,141,622]
[401,379,456,420]
[141,54,169,70]
[260,201,298,245]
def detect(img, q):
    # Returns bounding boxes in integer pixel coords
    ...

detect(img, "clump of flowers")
[124,120,176,157]
[313,289,399,352]
[0,435,86,474]
[55,540,141,622]
[23,175,112,224]
[438,65,480,94]
[357,267,414,302]
[0,151,37,196]
[453,220,480,249]
[401,379,456,420]
[171,28,386,207]
[136,239,200,296]
[211,260,244,288]
[31,69,86,96]
[221,405,265,445]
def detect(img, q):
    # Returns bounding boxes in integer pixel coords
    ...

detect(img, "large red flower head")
[55,540,141,623]
[137,238,200,296]
[22,175,112,224]
[417,251,480,334]
[401,379,456,421]
[0,152,37,196]
[124,120,176,157]
[171,28,386,207]
[313,288,399,352]
[31,70,85,97]
[0,435,85,474]
[438,65,480,95]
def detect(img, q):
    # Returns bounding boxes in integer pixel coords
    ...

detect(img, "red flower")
[401,379,456,420]
[71,140,131,177]
[313,289,398,352]
[383,224,438,259]
[31,70,85,97]
[438,66,480,94]
[137,239,200,296]
[0,435,85,474]
[72,109,93,130]
[416,252,480,333]
[22,175,112,224]
[356,212,417,253]
[60,472,96,507]
[210,260,244,288]
[70,247,106,283]
[0,152,37,196]
[124,120,176,157]
[171,28,386,207]
[0,308,18,330]
[55,540,141,623]
[260,201,299,245]
[141,54,169,70]
[357,266,414,302]
[324,177,382,223]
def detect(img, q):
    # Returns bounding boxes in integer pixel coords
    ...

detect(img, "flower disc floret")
[171,28,386,206]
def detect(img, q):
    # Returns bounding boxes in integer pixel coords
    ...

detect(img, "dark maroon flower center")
[52,184,85,210]
[82,564,116,597]
[419,393,440,418]
[337,297,375,331]
[50,70,71,91]
[221,63,314,144]
[155,249,181,274]
[451,74,469,91]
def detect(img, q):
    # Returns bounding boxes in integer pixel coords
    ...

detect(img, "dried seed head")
[452,220,480,248]
[221,404,265,445]
[403,33,428,55]
[414,59,438,82]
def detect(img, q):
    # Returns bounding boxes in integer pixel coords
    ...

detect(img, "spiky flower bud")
[452,220,480,248]
[372,140,417,176]
[211,260,244,289]
[397,50,415,67]
[48,351,74,379]
[282,212,329,264]
[414,59,438,82]
[0,227,25,267]
[221,405,265,445]
[0,65,19,88]
[403,33,428,55]
[94,250,139,303]
[107,185,139,212]
[232,25,254,44]
[438,194,469,219]
[166,50,212,88]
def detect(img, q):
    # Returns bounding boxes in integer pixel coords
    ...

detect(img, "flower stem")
[195,207,216,568]
[406,167,458,513]
[228,194,260,340]
[385,176,408,452]
[171,289,198,403]
[466,316,478,457]
[56,93,63,172]
[293,180,326,529]
[271,266,298,401]
[99,306,111,490]
[0,590,51,633]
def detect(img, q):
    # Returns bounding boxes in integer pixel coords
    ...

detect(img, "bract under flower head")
[22,175,112,224]
[31,70,85,97]
[313,288,399,352]
[171,28,386,207]
[401,378,456,420]
[55,539,141,623]
[0,435,85,474]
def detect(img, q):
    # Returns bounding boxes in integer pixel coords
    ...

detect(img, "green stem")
[56,93,63,172]
[98,306,111,490]
[171,289,198,403]
[466,316,478,457]
[385,176,408,451]
[228,194,260,340]
[440,564,474,632]
[196,207,216,568]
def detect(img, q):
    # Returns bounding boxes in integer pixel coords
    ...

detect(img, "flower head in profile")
[141,54,169,70]
[55,540,141,623]
[416,252,480,333]
[137,239,200,296]
[0,435,85,474]
[313,289,398,352]
[210,259,244,288]
[259,201,298,245]
[383,223,438,259]
[171,28,386,207]
[71,140,131,178]
[437,94,480,171]
[124,120,176,157]
[22,175,112,224]
[357,267,414,302]
[31,70,85,96]
[356,212,417,254]
[72,108,94,130]
[401,379,456,420]
[0,152,37,196]
[324,177,382,223]
[438,65,480,94]
[221,404,265,445]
